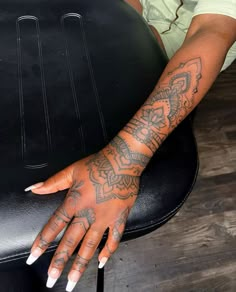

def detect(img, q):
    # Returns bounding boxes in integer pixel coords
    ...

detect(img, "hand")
[25,135,147,291]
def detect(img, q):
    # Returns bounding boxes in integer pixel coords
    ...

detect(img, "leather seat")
[0,0,198,290]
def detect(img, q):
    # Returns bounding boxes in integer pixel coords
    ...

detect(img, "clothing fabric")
[140,0,236,71]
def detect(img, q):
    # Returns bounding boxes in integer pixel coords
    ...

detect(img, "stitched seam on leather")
[0,244,58,263]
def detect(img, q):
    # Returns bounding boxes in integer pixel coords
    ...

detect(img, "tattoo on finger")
[112,208,129,242]
[74,255,89,272]
[38,233,50,249]
[53,250,70,269]
[72,208,96,232]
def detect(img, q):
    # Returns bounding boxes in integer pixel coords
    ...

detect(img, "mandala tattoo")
[86,152,139,203]
[112,208,129,242]
[124,58,202,153]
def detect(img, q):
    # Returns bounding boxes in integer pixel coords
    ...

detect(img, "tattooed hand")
[25,136,149,291]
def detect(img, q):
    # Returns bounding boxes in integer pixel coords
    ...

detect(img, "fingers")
[66,227,104,292]
[98,207,129,269]
[26,201,74,265]
[46,207,96,288]
[25,164,74,195]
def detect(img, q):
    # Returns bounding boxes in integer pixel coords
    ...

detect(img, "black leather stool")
[0,0,198,291]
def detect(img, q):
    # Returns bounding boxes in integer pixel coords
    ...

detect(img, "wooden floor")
[68,61,236,292]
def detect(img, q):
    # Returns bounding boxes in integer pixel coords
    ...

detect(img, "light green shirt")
[140,0,236,70]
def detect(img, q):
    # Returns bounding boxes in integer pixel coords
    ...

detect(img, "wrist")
[103,134,151,176]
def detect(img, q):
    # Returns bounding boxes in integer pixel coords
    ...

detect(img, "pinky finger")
[98,208,129,269]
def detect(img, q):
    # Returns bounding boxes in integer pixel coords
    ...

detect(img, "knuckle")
[64,237,76,248]
[85,239,97,249]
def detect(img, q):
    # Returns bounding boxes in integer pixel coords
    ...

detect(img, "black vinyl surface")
[0,0,198,267]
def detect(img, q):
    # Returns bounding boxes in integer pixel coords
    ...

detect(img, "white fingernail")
[26,253,38,265]
[66,280,77,292]
[46,276,58,288]
[26,247,43,265]
[24,182,44,192]
[98,257,108,269]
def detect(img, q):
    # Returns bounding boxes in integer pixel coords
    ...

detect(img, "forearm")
[112,30,233,170]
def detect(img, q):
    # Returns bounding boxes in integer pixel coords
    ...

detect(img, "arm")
[118,14,236,162]
[26,14,236,291]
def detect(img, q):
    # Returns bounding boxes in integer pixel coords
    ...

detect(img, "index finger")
[26,201,73,265]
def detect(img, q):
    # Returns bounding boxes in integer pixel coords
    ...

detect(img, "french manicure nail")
[66,280,77,292]
[24,182,44,192]
[26,247,43,265]
[46,276,58,288]
[98,257,108,269]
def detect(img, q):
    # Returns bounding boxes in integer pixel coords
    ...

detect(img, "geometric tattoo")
[124,58,202,153]
[86,152,139,203]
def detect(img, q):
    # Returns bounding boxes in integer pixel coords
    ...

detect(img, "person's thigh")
[124,0,167,54]
[124,0,143,14]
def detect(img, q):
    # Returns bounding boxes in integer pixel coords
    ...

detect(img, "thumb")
[25,164,74,195]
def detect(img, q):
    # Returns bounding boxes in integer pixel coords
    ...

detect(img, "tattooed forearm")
[123,58,202,154]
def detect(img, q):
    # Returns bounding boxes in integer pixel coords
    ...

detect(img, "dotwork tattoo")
[112,208,129,242]
[72,208,96,232]
[86,152,139,203]
[124,58,202,153]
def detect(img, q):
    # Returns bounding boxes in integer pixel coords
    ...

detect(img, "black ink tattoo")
[53,250,70,268]
[38,233,50,249]
[53,204,71,224]
[124,118,167,153]
[74,255,89,272]
[123,58,202,153]
[86,152,139,203]
[72,208,96,232]
[67,181,83,202]
[112,208,129,242]
[105,243,113,256]
[110,135,151,175]
[52,181,84,224]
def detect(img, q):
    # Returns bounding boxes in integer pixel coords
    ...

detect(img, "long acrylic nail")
[66,270,81,292]
[24,182,44,192]
[66,280,77,292]
[46,268,60,288]
[26,247,43,265]
[98,257,108,269]
[46,276,58,288]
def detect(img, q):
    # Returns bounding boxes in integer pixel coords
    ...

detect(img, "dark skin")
[25,1,236,291]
